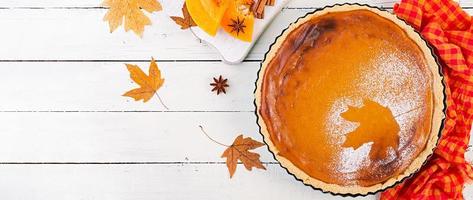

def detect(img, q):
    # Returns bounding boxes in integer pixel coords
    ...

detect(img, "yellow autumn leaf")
[123,58,168,109]
[103,0,162,37]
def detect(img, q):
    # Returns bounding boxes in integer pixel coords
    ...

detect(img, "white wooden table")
[0,0,472,199]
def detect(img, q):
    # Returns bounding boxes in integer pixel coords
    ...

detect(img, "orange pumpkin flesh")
[185,0,229,36]
[186,0,254,42]
[221,0,254,42]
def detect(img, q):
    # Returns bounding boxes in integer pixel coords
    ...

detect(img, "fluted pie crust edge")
[254,4,446,196]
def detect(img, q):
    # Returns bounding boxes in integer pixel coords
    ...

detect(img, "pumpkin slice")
[221,0,254,42]
[186,0,230,36]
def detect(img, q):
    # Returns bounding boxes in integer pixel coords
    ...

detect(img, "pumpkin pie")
[255,4,445,195]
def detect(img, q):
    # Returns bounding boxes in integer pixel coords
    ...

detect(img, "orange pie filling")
[260,10,433,186]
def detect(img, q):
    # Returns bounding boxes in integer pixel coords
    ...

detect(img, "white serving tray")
[162,0,290,64]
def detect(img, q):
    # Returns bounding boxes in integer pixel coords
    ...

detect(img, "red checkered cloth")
[380,0,473,199]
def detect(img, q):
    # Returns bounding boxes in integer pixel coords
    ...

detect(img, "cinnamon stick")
[252,0,268,19]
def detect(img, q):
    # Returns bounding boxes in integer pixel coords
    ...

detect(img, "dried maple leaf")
[210,75,229,95]
[199,126,266,178]
[341,99,400,160]
[123,58,168,109]
[103,0,162,37]
[222,135,266,178]
[170,2,197,30]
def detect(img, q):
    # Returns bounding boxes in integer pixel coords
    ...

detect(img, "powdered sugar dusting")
[359,49,429,148]
[324,44,430,183]
[337,143,372,173]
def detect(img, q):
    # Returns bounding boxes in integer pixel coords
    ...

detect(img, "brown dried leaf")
[170,2,197,30]
[221,135,266,178]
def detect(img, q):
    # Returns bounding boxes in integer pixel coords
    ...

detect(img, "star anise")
[210,75,229,95]
[228,17,246,36]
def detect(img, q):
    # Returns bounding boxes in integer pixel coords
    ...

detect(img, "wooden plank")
[0,162,472,199]
[0,121,468,199]
[0,0,468,8]
[0,111,470,164]
[0,112,271,162]
[462,0,473,7]
[0,62,257,111]
[0,0,398,8]
[0,9,304,61]
[0,164,376,200]
[0,9,470,61]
